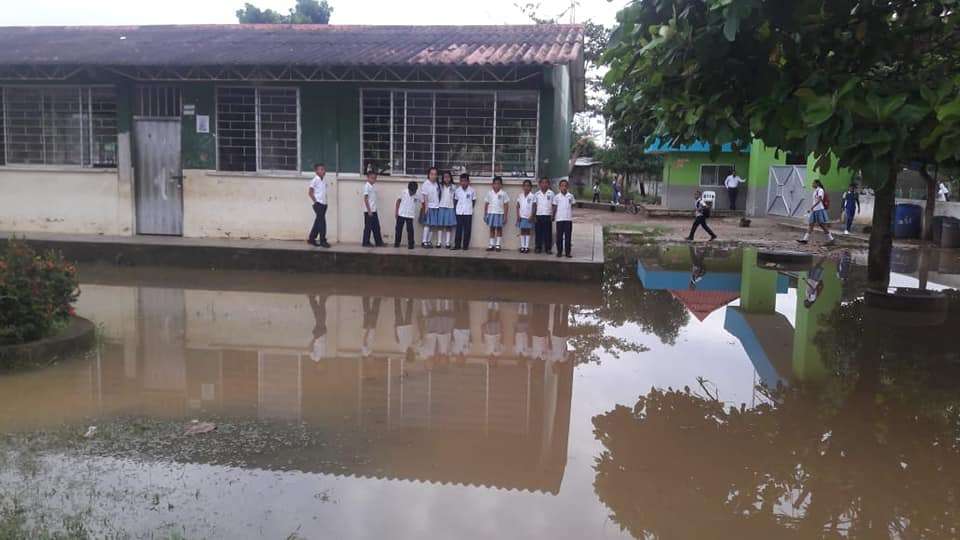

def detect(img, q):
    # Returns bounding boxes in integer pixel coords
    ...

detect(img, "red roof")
[670,290,740,322]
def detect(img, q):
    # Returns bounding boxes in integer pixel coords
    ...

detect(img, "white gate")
[766,165,810,218]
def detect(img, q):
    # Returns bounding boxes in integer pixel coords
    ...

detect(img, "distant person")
[362,170,385,247]
[552,179,576,258]
[841,183,860,235]
[938,180,950,202]
[612,178,621,205]
[394,181,419,249]
[306,163,331,248]
[516,179,536,253]
[797,179,835,246]
[484,176,510,252]
[453,173,476,250]
[592,180,601,203]
[686,190,717,242]
[420,166,441,248]
[533,177,555,254]
[436,171,457,248]
[724,169,745,210]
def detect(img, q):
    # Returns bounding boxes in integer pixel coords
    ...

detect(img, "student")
[484,176,510,252]
[516,179,536,253]
[482,301,503,359]
[686,190,717,241]
[360,296,381,357]
[938,180,950,202]
[798,179,835,245]
[362,170,385,247]
[592,180,601,203]
[514,302,531,358]
[453,173,476,250]
[436,298,455,362]
[841,183,860,235]
[420,166,442,248]
[533,177,555,254]
[395,181,419,249]
[306,163,331,248]
[724,168,745,210]
[394,297,417,354]
[452,299,472,359]
[803,260,826,308]
[689,246,707,289]
[552,179,575,258]
[435,171,458,248]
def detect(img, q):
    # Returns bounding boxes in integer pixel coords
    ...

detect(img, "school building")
[0,24,584,245]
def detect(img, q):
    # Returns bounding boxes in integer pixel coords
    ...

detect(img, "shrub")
[0,239,79,345]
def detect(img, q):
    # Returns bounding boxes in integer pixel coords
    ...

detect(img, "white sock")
[422,226,431,244]
[496,236,502,247]
[489,237,495,247]
[827,232,834,240]
[445,230,452,245]
[524,236,530,248]
[802,232,810,241]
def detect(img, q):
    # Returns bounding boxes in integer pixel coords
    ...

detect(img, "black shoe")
[545,250,553,255]
[319,241,331,248]
[685,237,694,242]
[534,248,542,254]
[394,243,401,248]
[486,247,495,252]
[565,253,572,258]
[495,246,502,252]
[709,236,717,242]
[796,239,809,244]
[307,240,319,247]
[362,243,372,247]
[451,246,460,250]
[408,245,415,250]
[556,251,563,258]
[376,243,387,247]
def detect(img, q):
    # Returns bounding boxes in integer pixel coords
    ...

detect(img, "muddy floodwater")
[2,243,960,539]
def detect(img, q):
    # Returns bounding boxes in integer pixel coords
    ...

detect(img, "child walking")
[395,181,419,249]
[686,190,717,241]
[516,179,536,253]
[552,179,575,258]
[798,179,835,246]
[362,170,385,247]
[484,176,510,252]
[533,177,555,254]
[420,167,441,248]
[841,183,860,234]
[453,173,476,250]
[436,171,458,248]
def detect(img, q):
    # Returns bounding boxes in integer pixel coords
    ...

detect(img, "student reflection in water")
[393,297,417,354]
[514,302,531,359]
[482,301,503,359]
[551,304,570,364]
[436,299,455,365]
[452,299,472,361]
[803,260,826,308]
[308,294,328,363]
[530,303,551,361]
[689,246,707,290]
[361,296,382,357]
[420,299,441,366]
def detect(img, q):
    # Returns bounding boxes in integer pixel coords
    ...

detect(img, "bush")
[0,239,79,345]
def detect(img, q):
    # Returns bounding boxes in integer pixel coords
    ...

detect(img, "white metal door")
[766,165,809,218]
[134,119,183,235]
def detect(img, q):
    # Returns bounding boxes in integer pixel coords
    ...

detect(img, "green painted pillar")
[739,249,778,314]
[792,260,841,381]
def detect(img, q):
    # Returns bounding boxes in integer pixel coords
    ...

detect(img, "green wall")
[181,83,217,170]
[663,152,751,187]
[540,65,573,179]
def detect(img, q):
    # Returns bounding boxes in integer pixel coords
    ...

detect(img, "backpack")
[821,191,830,210]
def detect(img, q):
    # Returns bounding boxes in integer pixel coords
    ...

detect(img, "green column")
[739,249,778,314]
[792,260,841,381]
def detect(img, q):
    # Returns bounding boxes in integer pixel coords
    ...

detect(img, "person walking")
[361,170,385,247]
[686,190,717,241]
[592,180,601,203]
[306,163,331,248]
[724,169,745,210]
[841,183,860,235]
[798,179,835,246]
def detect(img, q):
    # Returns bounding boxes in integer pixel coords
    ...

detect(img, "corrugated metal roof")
[0,24,584,67]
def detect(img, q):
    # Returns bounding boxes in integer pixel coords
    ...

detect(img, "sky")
[1,0,626,27]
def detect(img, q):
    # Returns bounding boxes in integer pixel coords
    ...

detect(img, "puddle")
[1,245,959,539]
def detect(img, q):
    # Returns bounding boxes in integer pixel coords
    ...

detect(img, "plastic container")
[942,218,960,248]
[892,203,922,239]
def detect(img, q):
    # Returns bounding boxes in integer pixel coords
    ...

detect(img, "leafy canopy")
[236,0,333,24]
[602,0,960,185]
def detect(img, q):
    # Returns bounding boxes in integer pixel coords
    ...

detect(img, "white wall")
[856,194,960,225]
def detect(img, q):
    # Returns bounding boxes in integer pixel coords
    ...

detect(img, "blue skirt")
[484,213,505,228]
[436,207,457,227]
[809,209,829,224]
[518,217,534,230]
[424,207,444,227]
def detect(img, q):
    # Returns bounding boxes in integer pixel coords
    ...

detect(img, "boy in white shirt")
[533,177,555,254]
[724,169,745,210]
[453,173,476,250]
[394,181,420,249]
[552,179,576,258]
[516,179,536,253]
[306,163,331,248]
[362,170,385,247]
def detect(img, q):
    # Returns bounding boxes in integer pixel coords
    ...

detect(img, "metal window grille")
[361,89,538,177]
[0,86,117,168]
[0,90,5,166]
[216,86,300,173]
[135,86,182,118]
[699,164,734,187]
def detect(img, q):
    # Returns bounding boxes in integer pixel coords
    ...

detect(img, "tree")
[603,0,960,285]
[236,0,333,24]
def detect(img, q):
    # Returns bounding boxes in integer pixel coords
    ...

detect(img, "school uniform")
[534,189,555,252]
[517,192,535,230]
[452,299,471,356]
[437,185,457,226]
[809,187,829,224]
[841,191,859,233]
[454,185,477,249]
[394,298,417,352]
[307,174,329,245]
[362,181,384,246]
[687,198,716,240]
[309,295,327,362]
[421,180,442,226]
[553,191,575,257]
[395,189,420,248]
[484,189,509,228]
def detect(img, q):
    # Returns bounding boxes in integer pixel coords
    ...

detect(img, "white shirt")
[396,324,416,350]
[309,175,327,204]
[362,182,378,213]
[452,328,471,355]
[310,336,326,363]
[439,184,455,208]
[421,180,441,209]
[938,182,949,202]
[396,189,420,219]
[535,189,555,216]
[811,187,825,211]
[724,174,744,189]
[454,186,477,215]
[553,192,575,222]
[485,189,509,214]
[517,192,536,220]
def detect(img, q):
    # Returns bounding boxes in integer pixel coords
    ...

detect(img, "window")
[0,86,117,168]
[135,86,182,118]
[216,87,300,173]
[361,89,538,177]
[700,164,734,186]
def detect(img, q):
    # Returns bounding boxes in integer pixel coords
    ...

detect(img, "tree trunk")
[918,165,937,242]
[867,168,896,287]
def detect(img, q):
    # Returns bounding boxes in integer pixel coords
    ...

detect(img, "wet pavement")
[1,243,959,539]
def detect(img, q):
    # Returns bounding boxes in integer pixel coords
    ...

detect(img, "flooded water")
[2,243,959,539]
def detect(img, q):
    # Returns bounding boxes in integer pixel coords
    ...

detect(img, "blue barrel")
[893,203,922,239]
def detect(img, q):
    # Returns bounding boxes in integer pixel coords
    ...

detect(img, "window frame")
[360,87,540,179]
[699,163,735,187]
[0,84,119,170]
[214,85,302,175]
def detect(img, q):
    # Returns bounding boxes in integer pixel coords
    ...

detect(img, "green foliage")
[236,0,333,24]
[0,239,79,346]
[597,143,662,178]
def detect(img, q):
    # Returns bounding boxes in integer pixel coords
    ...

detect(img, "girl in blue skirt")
[516,179,536,253]
[436,171,458,248]
[420,166,441,248]
[484,176,510,252]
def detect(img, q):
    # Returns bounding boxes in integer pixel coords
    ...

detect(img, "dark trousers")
[728,187,739,210]
[454,214,473,249]
[535,215,553,252]
[394,216,414,248]
[308,203,327,242]
[362,212,383,246]
[844,210,855,232]
[688,215,716,239]
[555,221,572,256]
[592,192,600,203]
